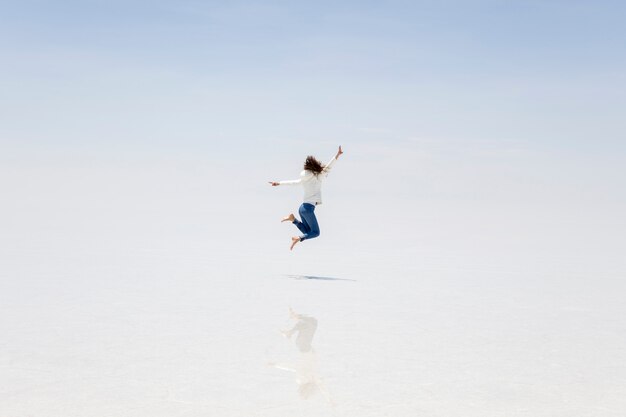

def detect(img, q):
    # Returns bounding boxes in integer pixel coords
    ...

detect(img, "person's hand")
[336,145,343,159]
[268,181,279,186]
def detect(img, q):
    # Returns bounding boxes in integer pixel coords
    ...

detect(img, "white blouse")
[278,156,338,205]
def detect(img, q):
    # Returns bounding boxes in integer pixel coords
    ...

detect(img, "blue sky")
[1,0,625,177]
[1,1,625,278]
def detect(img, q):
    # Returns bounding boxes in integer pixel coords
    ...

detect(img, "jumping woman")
[269,146,344,250]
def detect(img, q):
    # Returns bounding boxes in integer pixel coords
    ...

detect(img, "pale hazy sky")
[1,0,625,156]
[1,1,625,264]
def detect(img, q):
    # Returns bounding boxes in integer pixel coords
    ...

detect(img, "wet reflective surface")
[268,308,333,404]
[2,262,625,416]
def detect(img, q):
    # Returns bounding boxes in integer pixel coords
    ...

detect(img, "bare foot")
[281,213,295,223]
[290,236,300,251]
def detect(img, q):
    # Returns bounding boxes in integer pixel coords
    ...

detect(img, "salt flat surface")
[2,243,626,416]
[1,158,625,416]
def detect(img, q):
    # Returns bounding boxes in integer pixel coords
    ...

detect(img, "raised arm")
[322,145,343,176]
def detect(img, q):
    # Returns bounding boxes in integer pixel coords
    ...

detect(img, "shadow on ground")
[285,275,356,282]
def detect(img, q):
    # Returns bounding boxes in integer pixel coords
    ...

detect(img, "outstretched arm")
[268,178,301,186]
[322,145,344,176]
[270,172,314,186]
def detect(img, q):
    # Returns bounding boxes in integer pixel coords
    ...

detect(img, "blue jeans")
[293,203,320,241]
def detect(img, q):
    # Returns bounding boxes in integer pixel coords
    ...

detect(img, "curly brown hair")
[303,156,324,174]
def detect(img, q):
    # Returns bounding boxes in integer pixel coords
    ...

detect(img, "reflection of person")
[268,308,333,404]
[282,309,317,353]
[269,146,344,250]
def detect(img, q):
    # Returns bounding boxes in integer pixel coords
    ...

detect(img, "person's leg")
[293,204,311,235]
[290,203,320,250]
[299,204,320,241]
